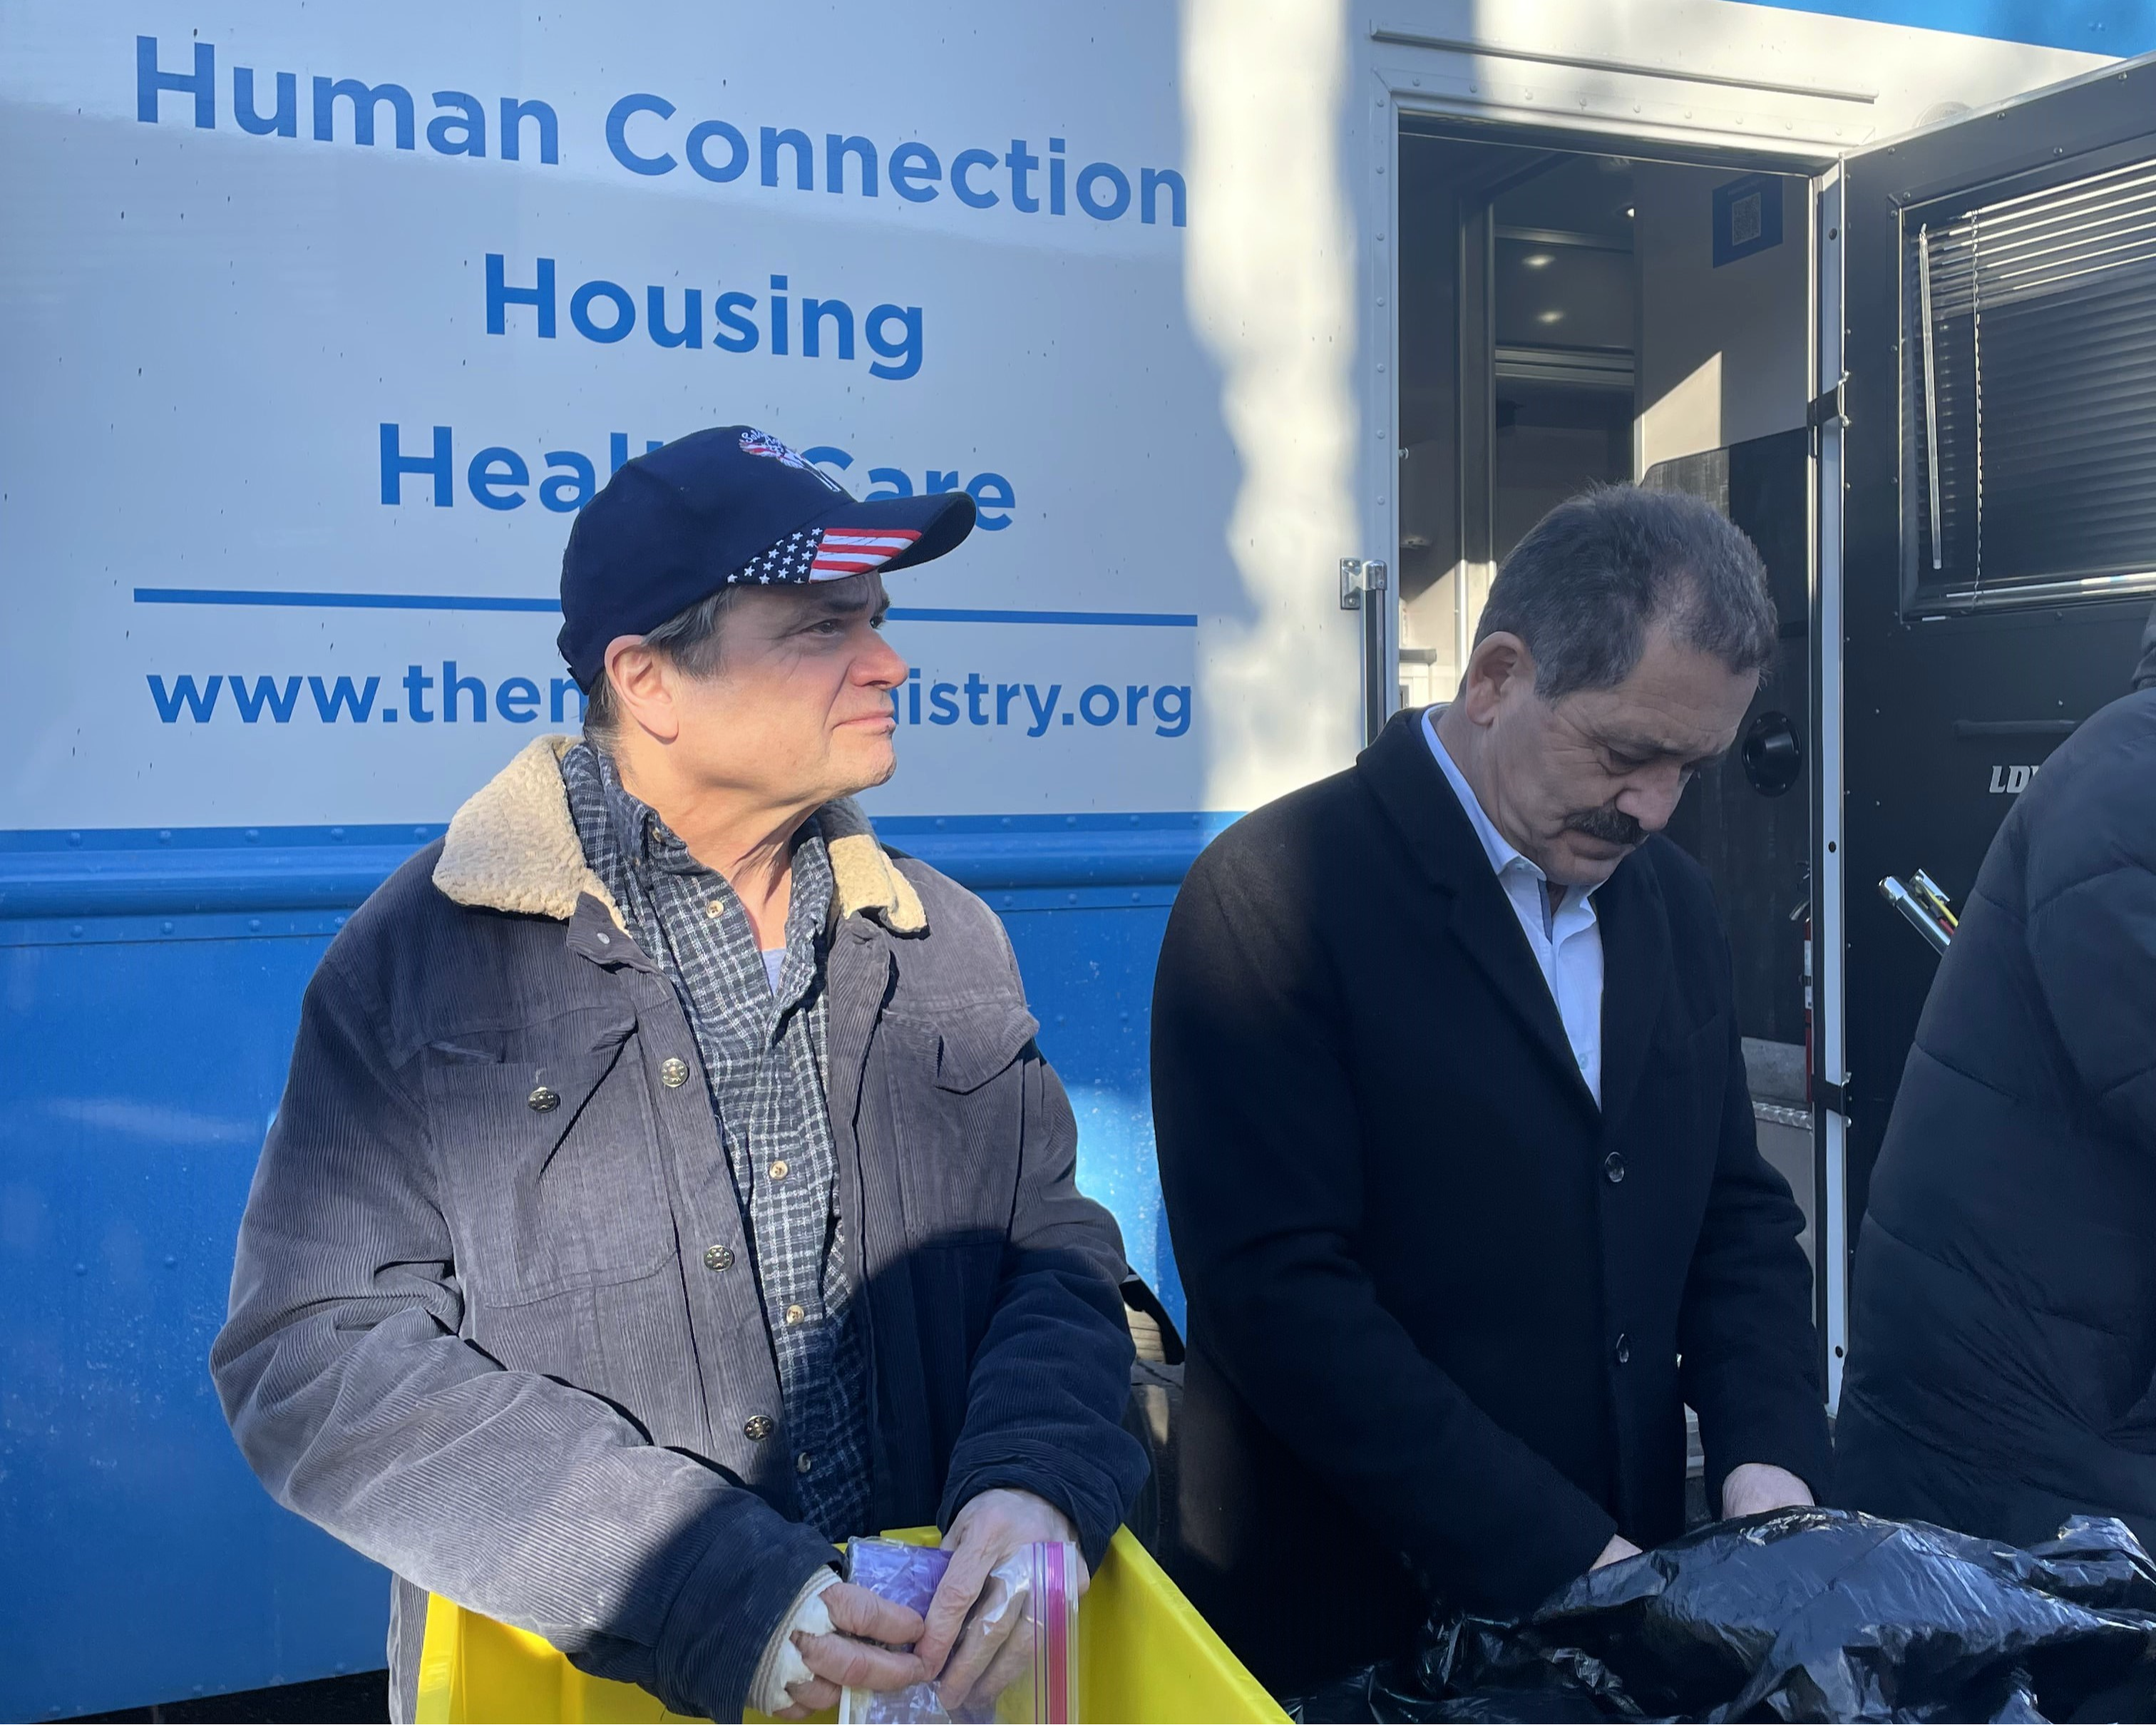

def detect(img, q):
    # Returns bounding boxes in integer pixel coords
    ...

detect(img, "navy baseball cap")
[557,425,976,690]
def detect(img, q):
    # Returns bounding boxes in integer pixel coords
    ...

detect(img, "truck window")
[1906,151,2156,614]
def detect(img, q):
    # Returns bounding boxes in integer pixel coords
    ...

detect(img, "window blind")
[1908,155,2156,610]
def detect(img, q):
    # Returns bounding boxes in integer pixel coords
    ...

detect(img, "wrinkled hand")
[915,1488,1089,1711]
[1591,1532,1643,1571]
[1720,1461,1814,1520]
[771,1582,929,1720]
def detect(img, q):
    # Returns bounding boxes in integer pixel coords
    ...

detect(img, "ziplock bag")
[841,1537,1081,1724]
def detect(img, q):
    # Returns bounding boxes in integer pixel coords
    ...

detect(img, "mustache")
[1564,804,1646,848]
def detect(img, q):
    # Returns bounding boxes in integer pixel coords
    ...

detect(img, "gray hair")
[1474,483,1777,701]
[582,583,741,745]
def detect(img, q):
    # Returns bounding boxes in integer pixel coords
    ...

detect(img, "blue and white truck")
[7,2,2156,1714]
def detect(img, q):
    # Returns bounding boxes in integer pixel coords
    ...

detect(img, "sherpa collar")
[431,735,927,935]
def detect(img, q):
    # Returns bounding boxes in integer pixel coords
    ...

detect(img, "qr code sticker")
[1732,192,1762,247]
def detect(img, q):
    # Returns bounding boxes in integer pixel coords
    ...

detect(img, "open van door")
[1816,56,2156,1403]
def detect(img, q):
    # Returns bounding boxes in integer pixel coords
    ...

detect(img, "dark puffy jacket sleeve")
[1153,849,1619,1614]
[2025,709,2156,1150]
[933,915,1148,1567]
[209,950,838,1723]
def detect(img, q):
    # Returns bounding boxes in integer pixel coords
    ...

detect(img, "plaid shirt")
[558,740,873,1539]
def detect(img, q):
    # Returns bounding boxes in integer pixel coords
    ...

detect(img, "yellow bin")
[416,1527,1288,1724]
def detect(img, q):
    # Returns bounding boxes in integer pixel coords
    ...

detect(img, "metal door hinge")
[1340,557,1389,610]
[1807,379,1847,431]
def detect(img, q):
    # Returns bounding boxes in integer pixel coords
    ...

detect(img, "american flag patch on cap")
[811,527,923,578]
[729,523,926,586]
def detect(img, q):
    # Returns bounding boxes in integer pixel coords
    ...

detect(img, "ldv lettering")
[1988,764,2041,794]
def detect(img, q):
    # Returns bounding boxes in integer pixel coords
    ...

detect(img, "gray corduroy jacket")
[210,737,1144,1722]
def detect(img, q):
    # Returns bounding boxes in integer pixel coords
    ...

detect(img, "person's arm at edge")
[2025,730,2156,1152]
[929,913,1148,1568]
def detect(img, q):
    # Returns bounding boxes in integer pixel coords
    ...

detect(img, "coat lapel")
[1445,881,1598,1114]
[1358,712,1598,1117]
[1591,844,1673,1134]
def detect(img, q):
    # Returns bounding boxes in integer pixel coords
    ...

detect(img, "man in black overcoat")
[1152,486,1830,1694]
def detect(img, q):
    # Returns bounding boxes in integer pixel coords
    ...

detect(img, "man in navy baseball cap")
[558,424,976,690]
[212,421,1146,1725]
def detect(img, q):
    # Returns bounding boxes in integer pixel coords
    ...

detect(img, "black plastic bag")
[1291,1508,2156,1723]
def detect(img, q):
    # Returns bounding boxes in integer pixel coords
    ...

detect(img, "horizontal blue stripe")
[886,607,1198,627]
[133,589,1198,627]
[1747,0,2152,53]
[0,814,1238,921]
[135,588,559,613]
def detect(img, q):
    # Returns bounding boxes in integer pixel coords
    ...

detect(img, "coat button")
[1604,1151,1626,1184]
[660,1057,690,1088]
[703,1244,734,1272]
[784,1304,806,1326]
[743,1415,776,1442]
[527,1086,560,1112]
[769,1160,789,1182]
[796,1452,815,1475]
[1615,1333,1632,1366]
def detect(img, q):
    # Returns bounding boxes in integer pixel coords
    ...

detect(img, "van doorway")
[1394,126,1821,1274]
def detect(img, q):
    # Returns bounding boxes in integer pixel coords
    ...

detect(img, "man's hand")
[1591,1533,1643,1571]
[769,1582,929,1720]
[915,1488,1089,1709]
[1720,1461,1814,1520]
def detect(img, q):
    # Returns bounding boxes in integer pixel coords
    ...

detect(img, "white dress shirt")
[1424,710,1606,1105]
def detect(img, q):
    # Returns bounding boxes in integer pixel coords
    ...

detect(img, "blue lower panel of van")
[0,814,1224,1720]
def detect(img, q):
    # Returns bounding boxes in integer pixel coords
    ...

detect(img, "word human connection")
[133,37,1187,227]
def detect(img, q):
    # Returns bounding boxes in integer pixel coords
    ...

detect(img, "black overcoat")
[1837,690,2156,1551]
[1151,711,1828,1694]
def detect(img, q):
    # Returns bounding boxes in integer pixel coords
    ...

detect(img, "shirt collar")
[589,745,683,872]
[572,737,836,947]
[1422,708,1605,905]
[1423,708,1538,881]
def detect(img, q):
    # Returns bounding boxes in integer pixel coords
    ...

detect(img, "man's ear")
[1459,632,1535,725]
[603,637,682,744]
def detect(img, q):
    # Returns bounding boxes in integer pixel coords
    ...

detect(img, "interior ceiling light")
[1522,252,1554,269]
[1624,205,1636,217]
[1537,309,1564,324]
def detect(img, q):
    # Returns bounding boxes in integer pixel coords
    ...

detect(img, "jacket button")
[660,1057,690,1088]
[527,1086,559,1112]
[769,1160,789,1182]
[1604,1151,1626,1184]
[743,1415,776,1442]
[784,1304,806,1326]
[796,1452,815,1475]
[703,1244,734,1273]
[1615,1333,1632,1366]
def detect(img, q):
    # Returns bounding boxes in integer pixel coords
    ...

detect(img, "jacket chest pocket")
[879,1005,1035,1247]
[423,1013,677,1306]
